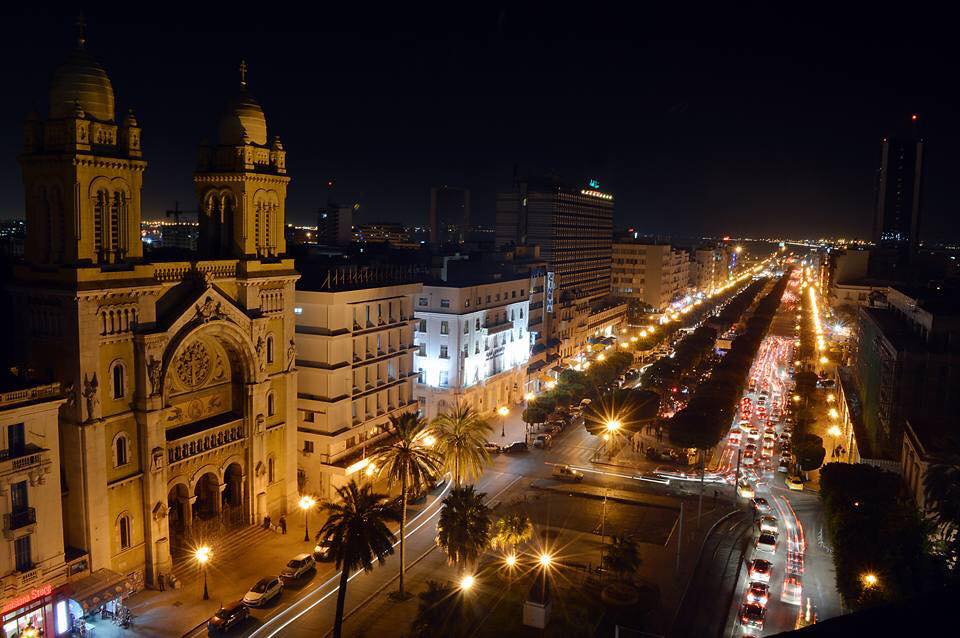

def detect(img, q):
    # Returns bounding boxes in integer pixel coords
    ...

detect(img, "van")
[551,465,584,482]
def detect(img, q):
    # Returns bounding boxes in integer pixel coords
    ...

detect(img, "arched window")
[266,335,275,364]
[114,433,129,467]
[111,360,125,399]
[267,391,276,416]
[118,513,132,550]
[267,456,276,483]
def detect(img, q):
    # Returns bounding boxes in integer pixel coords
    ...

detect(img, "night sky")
[1,5,956,240]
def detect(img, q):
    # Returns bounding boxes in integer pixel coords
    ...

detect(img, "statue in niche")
[147,355,163,396]
[151,447,164,472]
[286,338,296,372]
[255,336,266,372]
[82,373,100,422]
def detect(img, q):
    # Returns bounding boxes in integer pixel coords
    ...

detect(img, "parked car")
[280,554,316,580]
[552,464,584,482]
[785,475,805,491]
[503,441,529,454]
[579,398,592,408]
[758,516,778,535]
[748,559,772,583]
[208,601,249,633]
[532,433,552,449]
[755,532,777,554]
[740,603,766,633]
[313,538,333,561]
[483,442,502,454]
[745,581,770,607]
[243,577,283,607]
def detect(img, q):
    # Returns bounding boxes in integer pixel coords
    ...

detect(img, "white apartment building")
[691,248,731,293]
[612,242,690,312]
[414,276,531,420]
[295,275,421,499]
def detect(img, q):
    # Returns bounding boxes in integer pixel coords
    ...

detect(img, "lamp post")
[498,406,510,438]
[299,495,316,542]
[459,573,476,592]
[195,545,211,600]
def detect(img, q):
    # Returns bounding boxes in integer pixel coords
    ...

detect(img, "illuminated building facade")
[414,276,531,419]
[611,242,690,312]
[294,274,420,499]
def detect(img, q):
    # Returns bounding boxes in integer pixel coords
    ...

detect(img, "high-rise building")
[496,177,619,361]
[428,186,471,244]
[12,32,299,598]
[317,203,354,245]
[873,115,924,274]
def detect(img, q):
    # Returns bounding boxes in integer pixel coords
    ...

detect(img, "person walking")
[279,514,287,534]
[157,573,165,592]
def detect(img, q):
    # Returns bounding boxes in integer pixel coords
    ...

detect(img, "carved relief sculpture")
[255,335,266,372]
[175,341,212,388]
[146,355,163,396]
[151,447,164,472]
[194,295,227,323]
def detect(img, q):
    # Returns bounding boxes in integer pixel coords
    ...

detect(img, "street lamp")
[504,553,518,568]
[828,408,839,420]
[597,353,606,361]
[538,552,553,568]
[299,495,316,542]
[498,405,510,438]
[819,356,829,365]
[195,545,211,600]
[826,393,836,403]
[862,572,879,588]
[606,419,621,433]
[459,574,476,591]
[524,392,535,402]
[545,381,556,390]
[423,434,436,448]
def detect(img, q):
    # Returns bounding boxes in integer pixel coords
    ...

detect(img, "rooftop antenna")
[239,60,248,89]
[76,13,86,50]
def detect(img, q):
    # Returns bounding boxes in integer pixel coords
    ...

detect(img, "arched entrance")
[167,483,190,557]
[193,472,221,521]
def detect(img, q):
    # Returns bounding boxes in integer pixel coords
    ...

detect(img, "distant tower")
[20,17,145,266]
[195,61,290,258]
[428,186,471,244]
[873,115,924,254]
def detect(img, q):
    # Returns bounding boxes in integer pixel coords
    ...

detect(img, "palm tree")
[431,403,492,486]
[436,485,492,572]
[370,412,441,598]
[603,534,642,582]
[316,481,400,638]
[490,512,533,554]
[923,436,960,572]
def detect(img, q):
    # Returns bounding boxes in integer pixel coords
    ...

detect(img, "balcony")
[166,413,245,466]
[4,508,37,539]
[1,445,48,478]
[484,319,514,335]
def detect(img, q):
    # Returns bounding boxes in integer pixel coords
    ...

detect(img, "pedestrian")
[157,573,165,592]
[279,514,287,534]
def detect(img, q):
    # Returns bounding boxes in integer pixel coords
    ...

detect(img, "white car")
[280,554,316,580]
[552,464,584,481]
[242,577,282,607]
[758,516,778,535]
[737,481,755,498]
[755,532,777,554]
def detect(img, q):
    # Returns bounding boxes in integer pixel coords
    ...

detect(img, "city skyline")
[0,7,957,240]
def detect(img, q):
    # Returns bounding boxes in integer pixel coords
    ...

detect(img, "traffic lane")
[245,469,523,638]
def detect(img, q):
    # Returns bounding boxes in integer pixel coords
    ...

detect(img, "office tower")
[317,202,354,245]
[873,116,924,253]
[428,186,471,244]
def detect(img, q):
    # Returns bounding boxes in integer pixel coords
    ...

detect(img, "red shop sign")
[2,584,53,614]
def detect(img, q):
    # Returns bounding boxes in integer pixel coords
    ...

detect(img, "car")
[532,433,552,449]
[740,602,766,632]
[545,424,563,435]
[747,429,760,441]
[745,443,757,453]
[208,601,249,633]
[729,431,742,444]
[552,464,584,481]
[313,538,333,561]
[785,475,805,490]
[758,516,778,535]
[742,452,755,466]
[243,577,283,607]
[745,581,770,606]
[781,575,803,606]
[503,441,529,454]
[737,480,755,498]
[280,554,316,580]
[779,431,792,441]
[778,459,790,473]
[579,398,592,408]
[739,420,752,431]
[483,442,502,454]
[755,532,777,554]
[752,497,771,513]
[786,550,805,575]
[748,558,772,583]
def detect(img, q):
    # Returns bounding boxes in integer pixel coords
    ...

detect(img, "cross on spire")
[239,60,248,88]
[76,13,86,49]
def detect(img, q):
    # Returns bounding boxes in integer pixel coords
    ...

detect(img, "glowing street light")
[498,405,510,438]
[423,434,436,448]
[365,463,377,477]
[597,353,606,361]
[862,572,879,588]
[504,553,518,568]
[545,381,556,390]
[606,420,621,433]
[826,393,836,403]
[459,574,476,591]
[524,392,535,402]
[538,553,553,568]
[195,545,211,600]
[828,425,842,438]
[299,495,317,542]
[819,356,829,365]
[828,408,839,420]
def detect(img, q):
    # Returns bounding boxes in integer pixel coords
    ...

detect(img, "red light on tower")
[911,114,918,121]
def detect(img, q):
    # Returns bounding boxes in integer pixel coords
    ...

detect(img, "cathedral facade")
[11,30,299,589]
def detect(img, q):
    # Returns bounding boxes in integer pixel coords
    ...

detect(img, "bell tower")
[19,19,145,266]
[195,61,289,259]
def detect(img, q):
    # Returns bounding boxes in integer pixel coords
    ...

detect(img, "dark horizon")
[1,5,956,240]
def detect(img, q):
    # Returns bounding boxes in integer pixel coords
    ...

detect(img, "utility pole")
[599,489,608,584]
[734,448,742,498]
[676,501,683,572]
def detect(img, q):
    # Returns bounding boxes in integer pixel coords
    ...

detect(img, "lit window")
[440,321,449,335]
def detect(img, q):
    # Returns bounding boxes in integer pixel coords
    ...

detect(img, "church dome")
[218,89,268,146]
[49,47,115,122]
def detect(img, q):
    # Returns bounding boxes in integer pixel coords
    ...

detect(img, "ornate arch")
[189,463,223,489]
[219,454,246,475]
[161,317,260,400]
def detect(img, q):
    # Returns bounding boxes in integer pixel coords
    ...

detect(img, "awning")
[551,365,565,374]
[66,569,136,612]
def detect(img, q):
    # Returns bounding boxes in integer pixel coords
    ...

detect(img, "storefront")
[63,569,136,632]
[2,584,55,638]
